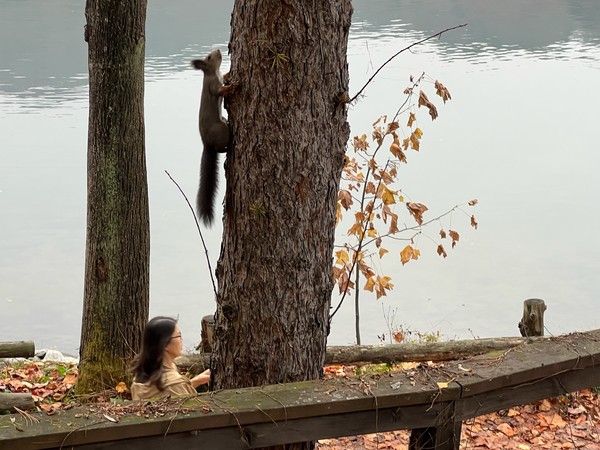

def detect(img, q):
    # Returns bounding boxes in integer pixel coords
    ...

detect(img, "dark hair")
[131,316,177,391]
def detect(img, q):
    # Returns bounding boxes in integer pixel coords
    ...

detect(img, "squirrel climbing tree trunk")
[77,0,149,395]
[212,1,352,448]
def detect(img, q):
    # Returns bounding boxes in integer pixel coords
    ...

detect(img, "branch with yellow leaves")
[331,69,478,327]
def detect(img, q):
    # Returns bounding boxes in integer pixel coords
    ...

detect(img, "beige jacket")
[131,363,196,400]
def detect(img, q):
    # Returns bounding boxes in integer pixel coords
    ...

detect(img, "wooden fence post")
[408,298,548,449]
[518,298,546,337]
[408,401,461,449]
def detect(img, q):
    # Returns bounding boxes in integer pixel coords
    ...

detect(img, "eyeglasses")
[170,334,182,340]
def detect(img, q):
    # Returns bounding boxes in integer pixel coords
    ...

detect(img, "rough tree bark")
[212,0,352,412]
[77,0,149,395]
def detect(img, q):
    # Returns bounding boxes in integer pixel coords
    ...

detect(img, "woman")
[130,316,210,400]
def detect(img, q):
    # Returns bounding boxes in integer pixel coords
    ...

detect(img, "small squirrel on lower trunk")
[191,49,235,226]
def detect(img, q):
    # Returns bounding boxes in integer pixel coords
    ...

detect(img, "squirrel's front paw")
[221,82,239,97]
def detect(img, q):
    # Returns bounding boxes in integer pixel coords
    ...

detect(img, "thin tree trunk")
[355,269,361,344]
[77,0,149,395]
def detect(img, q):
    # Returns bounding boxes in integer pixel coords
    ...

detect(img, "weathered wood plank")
[445,330,600,398]
[0,377,460,450]
[68,402,454,450]
[456,362,600,420]
[0,329,598,450]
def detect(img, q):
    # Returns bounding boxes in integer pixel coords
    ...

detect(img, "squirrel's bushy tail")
[197,147,219,226]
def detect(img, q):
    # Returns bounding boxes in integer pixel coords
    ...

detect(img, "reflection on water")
[1,0,599,353]
[2,0,599,103]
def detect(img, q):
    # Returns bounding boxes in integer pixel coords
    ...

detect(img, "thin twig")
[362,205,459,248]
[258,389,288,423]
[164,396,194,437]
[348,23,467,104]
[165,170,217,298]
[14,406,39,425]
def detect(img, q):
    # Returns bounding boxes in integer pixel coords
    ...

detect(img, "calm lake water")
[1,1,599,355]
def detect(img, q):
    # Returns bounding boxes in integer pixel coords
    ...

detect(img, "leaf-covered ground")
[1,361,599,448]
[317,365,600,450]
[0,361,79,413]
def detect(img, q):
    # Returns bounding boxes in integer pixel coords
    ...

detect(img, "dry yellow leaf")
[337,189,353,210]
[378,184,397,206]
[434,80,452,103]
[406,202,428,225]
[364,276,375,292]
[400,245,420,265]
[353,134,369,151]
[437,244,447,258]
[335,249,349,265]
[496,422,515,437]
[471,215,478,230]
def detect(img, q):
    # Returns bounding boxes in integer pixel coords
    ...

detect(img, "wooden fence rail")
[0,329,599,450]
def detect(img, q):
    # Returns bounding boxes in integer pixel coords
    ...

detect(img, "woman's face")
[164,324,183,359]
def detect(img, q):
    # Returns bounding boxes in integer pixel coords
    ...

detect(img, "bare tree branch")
[348,23,467,104]
[165,170,217,298]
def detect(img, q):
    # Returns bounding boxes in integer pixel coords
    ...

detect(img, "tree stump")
[518,298,547,337]
[200,315,215,353]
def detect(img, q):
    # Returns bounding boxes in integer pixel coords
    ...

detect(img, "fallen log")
[0,393,35,412]
[177,336,544,373]
[324,336,544,365]
[0,341,35,359]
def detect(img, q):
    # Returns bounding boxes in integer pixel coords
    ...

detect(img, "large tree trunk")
[213,0,352,444]
[77,0,149,395]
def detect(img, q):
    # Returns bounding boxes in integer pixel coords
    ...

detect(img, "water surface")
[1,0,599,354]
